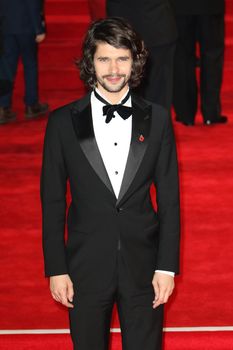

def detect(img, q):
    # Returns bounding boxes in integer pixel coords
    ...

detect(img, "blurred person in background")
[0,0,48,125]
[0,15,12,98]
[107,0,177,110]
[170,0,227,125]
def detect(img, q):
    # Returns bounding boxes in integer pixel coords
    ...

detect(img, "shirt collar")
[93,87,131,107]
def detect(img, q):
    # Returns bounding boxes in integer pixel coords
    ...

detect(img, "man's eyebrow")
[96,55,130,59]
[118,56,130,59]
[96,56,109,59]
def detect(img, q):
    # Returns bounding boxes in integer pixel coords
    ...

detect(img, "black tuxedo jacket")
[41,93,180,292]
[106,0,177,47]
[169,0,225,15]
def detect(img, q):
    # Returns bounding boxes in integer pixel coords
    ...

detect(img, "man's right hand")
[50,274,74,308]
[36,33,46,43]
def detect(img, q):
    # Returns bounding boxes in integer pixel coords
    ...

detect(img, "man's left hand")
[152,272,174,309]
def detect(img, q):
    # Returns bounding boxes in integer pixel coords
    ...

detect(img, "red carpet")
[0,0,233,348]
[1,332,233,350]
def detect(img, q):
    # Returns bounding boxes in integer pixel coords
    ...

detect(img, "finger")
[163,290,171,304]
[60,295,74,308]
[169,285,174,296]
[57,288,67,302]
[153,296,165,308]
[153,287,166,308]
[59,288,74,308]
[56,294,63,303]
[158,285,173,304]
[153,297,163,308]
[52,290,63,303]
[64,300,74,308]
[51,293,60,302]
[67,283,74,303]
[152,281,160,303]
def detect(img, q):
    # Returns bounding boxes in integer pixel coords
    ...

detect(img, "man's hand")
[36,33,46,43]
[50,274,74,308]
[152,272,175,309]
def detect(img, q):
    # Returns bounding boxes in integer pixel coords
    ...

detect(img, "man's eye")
[98,57,108,62]
[118,57,129,62]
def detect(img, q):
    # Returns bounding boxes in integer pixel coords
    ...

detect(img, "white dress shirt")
[91,88,132,199]
[91,88,174,277]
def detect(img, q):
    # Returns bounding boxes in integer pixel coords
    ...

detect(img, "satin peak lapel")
[71,96,115,196]
[116,96,152,206]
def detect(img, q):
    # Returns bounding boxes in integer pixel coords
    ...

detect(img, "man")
[170,0,227,125]
[41,18,180,350]
[107,0,177,110]
[0,15,12,97]
[0,0,48,125]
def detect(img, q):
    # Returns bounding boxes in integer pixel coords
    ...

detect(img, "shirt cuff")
[155,270,175,277]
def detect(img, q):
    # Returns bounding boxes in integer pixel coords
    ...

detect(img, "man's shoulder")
[48,93,91,124]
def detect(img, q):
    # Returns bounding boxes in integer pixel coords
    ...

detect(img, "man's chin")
[107,87,124,93]
[103,82,127,93]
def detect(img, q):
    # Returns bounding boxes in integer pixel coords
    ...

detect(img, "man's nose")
[109,60,119,74]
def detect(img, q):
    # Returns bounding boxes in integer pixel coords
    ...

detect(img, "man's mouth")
[104,75,125,84]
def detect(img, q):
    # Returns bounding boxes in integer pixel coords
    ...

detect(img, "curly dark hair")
[77,17,148,89]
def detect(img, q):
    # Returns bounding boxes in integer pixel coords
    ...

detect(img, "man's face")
[93,42,133,96]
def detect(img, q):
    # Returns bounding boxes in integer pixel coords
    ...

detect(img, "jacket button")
[116,207,123,213]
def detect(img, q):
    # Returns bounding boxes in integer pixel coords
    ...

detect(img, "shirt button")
[115,171,118,175]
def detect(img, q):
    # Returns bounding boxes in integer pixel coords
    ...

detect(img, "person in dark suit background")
[0,15,12,98]
[170,0,227,125]
[0,0,48,125]
[41,18,180,350]
[106,0,177,110]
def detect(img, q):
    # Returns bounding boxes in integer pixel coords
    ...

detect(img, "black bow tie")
[94,89,132,124]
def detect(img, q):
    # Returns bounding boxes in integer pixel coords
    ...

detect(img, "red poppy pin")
[139,134,144,142]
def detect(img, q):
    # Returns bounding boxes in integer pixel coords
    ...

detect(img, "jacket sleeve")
[26,0,45,35]
[154,112,180,274]
[41,113,68,277]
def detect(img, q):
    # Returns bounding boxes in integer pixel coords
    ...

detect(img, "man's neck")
[96,86,129,104]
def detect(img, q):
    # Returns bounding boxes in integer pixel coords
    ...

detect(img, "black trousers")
[136,42,176,110]
[173,14,225,123]
[69,251,164,350]
[0,33,38,107]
